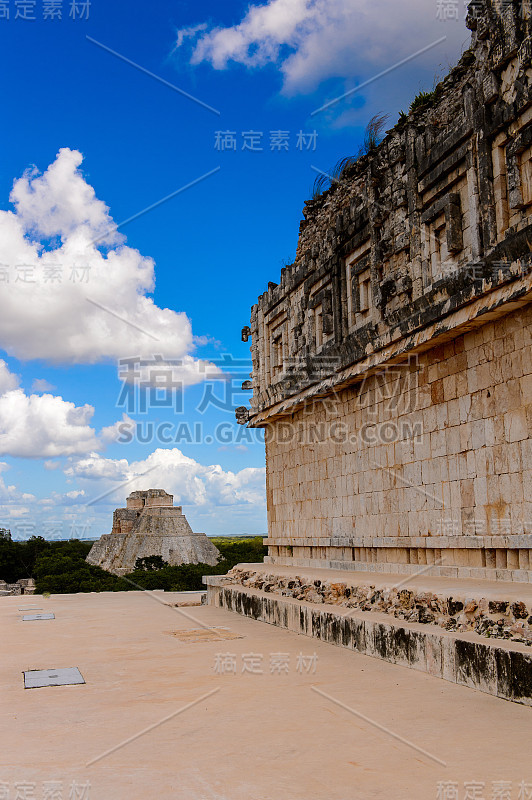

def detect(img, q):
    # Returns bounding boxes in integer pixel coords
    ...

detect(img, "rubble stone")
[220,567,532,644]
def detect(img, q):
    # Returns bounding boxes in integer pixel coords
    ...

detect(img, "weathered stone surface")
[206,578,532,705]
[236,0,532,580]
[0,578,35,597]
[87,490,220,575]
[219,567,532,644]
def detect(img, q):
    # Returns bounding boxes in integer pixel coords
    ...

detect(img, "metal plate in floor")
[24,667,85,689]
[166,627,243,642]
[22,613,55,621]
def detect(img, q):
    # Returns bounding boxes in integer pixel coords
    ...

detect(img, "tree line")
[0,535,266,594]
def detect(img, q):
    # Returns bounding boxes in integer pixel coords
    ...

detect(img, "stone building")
[0,578,35,597]
[205,0,532,705]
[87,490,220,575]
[236,0,532,583]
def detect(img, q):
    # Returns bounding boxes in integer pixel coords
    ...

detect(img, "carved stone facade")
[238,0,532,581]
[87,490,220,575]
[0,578,35,597]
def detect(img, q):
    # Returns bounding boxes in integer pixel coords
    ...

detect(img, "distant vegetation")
[309,113,389,201]
[0,535,266,594]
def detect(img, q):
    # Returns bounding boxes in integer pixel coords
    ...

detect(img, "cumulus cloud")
[0,447,266,538]
[99,414,135,445]
[0,464,34,521]
[0,464,95,536]
[0,360,20,395]
[118,354,223,390]
[0,388,99,458]
[66,447,266,508]
[7,507,30,518]
[0,361,122,458]
[65,452,130,481]
[177,0,467,95]
[31,378,57,393]
[0,148,220,382]
[10,148,114,242]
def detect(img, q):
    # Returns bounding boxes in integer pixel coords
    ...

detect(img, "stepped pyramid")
[86,489,220,576]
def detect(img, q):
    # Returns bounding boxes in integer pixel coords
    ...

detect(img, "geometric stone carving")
[421,192,464,256]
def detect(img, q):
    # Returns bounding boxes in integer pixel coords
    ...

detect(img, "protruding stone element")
[235,406,250,425]
[86,490,220,575]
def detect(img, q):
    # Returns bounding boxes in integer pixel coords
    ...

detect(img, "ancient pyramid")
[86,489,220,575]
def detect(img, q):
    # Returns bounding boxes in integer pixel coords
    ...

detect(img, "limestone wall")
[264,304,532,580]
[237,0,532,581]
[0,578,36,596]
[126,489,174,510]
[111,508,139,535]
[243,2,532,423]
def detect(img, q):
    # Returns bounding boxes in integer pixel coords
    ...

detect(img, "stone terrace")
[1,591,531,799]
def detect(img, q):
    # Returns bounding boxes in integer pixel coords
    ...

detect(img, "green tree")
[135,555,169,571]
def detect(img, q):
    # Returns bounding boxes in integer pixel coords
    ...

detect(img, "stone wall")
[126,489,175,510]
[0,578,36,597]
[87,531,220,575]
[237,0,532,580]
[264,303,532,580]
[222,567,532,644]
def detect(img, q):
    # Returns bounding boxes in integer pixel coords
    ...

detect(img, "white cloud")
[65,452,130,481]
[0,361,124,458]
[0,360,20,394]
[118,354,222,389]
[0,464,33,522]
[66,447,266,508]
[0,467,96,537]
[65,489,86,500]
[0,148,220,382]
[10,147,114,242]
[0,448,266,538]
[32,378,56,393]
[0,388,99,458]
[8,507,30,518]
[177,0,468,95]
[99,414,135,445]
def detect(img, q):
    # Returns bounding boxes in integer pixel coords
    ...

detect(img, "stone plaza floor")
[1,590,530,800]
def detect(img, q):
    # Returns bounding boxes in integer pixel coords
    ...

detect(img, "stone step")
[205,575,532,706]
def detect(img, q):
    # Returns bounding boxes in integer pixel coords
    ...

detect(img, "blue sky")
[0,0,470,539]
